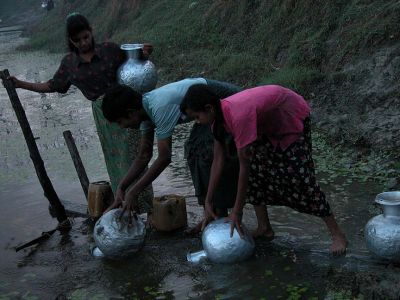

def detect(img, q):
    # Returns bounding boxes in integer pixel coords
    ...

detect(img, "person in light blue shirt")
[101,78,241,232]
[139,78,207,140]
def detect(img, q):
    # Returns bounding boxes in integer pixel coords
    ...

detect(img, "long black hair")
[180,84,227,142]
[66,13,94,53]
[102,85,143,122]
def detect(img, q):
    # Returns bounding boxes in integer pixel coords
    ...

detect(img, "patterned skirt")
[91,97,153,213]
[246,118,332,217]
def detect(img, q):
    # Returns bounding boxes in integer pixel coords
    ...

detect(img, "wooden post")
[0,69,68,223]
[63,130,90,199]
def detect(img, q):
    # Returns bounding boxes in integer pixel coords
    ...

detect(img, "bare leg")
[252,205,275,240]
[322,214,347,255]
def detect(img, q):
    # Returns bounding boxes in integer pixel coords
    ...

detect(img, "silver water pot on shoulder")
[117,43,157,93]
[364,191,400,261]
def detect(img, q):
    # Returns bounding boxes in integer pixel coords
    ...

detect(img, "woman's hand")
[142,43,153,59]
[201,200,217,231]
[5,76,22,88]
[103,185,125,214]
[225,210,244,238]
[115,185,126,204]
[119,191,139,225]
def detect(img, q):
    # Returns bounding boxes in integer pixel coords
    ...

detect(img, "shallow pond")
[0,29,398,299]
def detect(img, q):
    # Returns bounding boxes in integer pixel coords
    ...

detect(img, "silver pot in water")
[117,43,157,93]
[93,208,146,259]
[365,191,400,261]
[187,218,255,264]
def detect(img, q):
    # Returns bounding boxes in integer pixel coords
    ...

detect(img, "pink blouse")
[221,85,311,150]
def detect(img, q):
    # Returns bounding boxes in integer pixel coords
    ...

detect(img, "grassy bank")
[21,1,399,90]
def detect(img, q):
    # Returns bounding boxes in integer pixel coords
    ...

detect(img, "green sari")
[92,97,153,213]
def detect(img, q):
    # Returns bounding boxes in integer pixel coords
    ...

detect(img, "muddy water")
[0,29,397,299]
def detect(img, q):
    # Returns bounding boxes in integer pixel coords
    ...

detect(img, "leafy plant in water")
[286,284,309,300]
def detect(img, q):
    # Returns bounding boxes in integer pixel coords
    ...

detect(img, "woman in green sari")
[7,13,153,213]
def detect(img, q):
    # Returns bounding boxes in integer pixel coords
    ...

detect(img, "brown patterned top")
[48,42,125,100]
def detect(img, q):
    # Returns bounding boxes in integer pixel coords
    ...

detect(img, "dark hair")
[180,84,227,142]
[102,85,143,122]
[66,13,94,53]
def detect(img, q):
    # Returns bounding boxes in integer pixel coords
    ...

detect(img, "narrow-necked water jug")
[117,43,157,93]
[364,191,400,261]
[93,208,146,259]
[187,218,255,264]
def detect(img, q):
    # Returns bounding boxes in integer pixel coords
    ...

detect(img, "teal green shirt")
[140,78,207,140]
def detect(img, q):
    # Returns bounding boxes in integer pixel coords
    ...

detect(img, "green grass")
[10,0,400,185]
[260,66,321,94]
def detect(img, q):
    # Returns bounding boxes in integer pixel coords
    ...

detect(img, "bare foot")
[252,227,275,241]
[145,213,154,229]
[184,221,203,236]
[330,232,347,256]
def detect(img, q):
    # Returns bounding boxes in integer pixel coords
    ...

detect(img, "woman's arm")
[105,130,154,212]
[121,136,172,213]
[203,140,225,219]
[126,137,171,196]
[227,145,251,237]
[7,76,54,93]
[118,130,155,191]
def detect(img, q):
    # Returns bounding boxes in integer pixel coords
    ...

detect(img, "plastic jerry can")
[152,194,187,231]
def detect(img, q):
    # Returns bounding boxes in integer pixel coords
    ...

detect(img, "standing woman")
[7,13,153,214]
[180,84,347,255]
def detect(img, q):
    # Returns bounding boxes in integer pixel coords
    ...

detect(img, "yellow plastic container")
[152,194,187,231]
[87,181,114,218]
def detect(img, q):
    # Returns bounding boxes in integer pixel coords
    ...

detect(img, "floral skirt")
[246,118,332,217]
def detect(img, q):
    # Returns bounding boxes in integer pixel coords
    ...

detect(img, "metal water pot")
[93,208,146,259]
[117,43,157,93]
[364,191,400,261]
[187,218,255,264]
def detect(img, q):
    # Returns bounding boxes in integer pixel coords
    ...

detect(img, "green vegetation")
[11,0,400,187]
[20,0,400,91]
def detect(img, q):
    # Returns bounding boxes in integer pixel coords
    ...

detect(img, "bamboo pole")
[63,130,90,199]
[0,69,68,223]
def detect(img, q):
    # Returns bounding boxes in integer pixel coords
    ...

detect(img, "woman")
[101,79,241,231]
[7,13,153,214]
[180,84,347,255]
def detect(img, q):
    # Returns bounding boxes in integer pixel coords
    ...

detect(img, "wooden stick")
[0,69,68,223]
[14,228,57,252]
[63,130,90,200]
[14,219,72,252]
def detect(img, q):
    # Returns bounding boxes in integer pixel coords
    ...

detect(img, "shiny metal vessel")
[93,208,146,259]
[117,43,157,93]
[187,218,255,264]
[365,191,400,261]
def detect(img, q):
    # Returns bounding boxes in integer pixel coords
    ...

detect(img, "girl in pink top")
[180,84,347,255]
